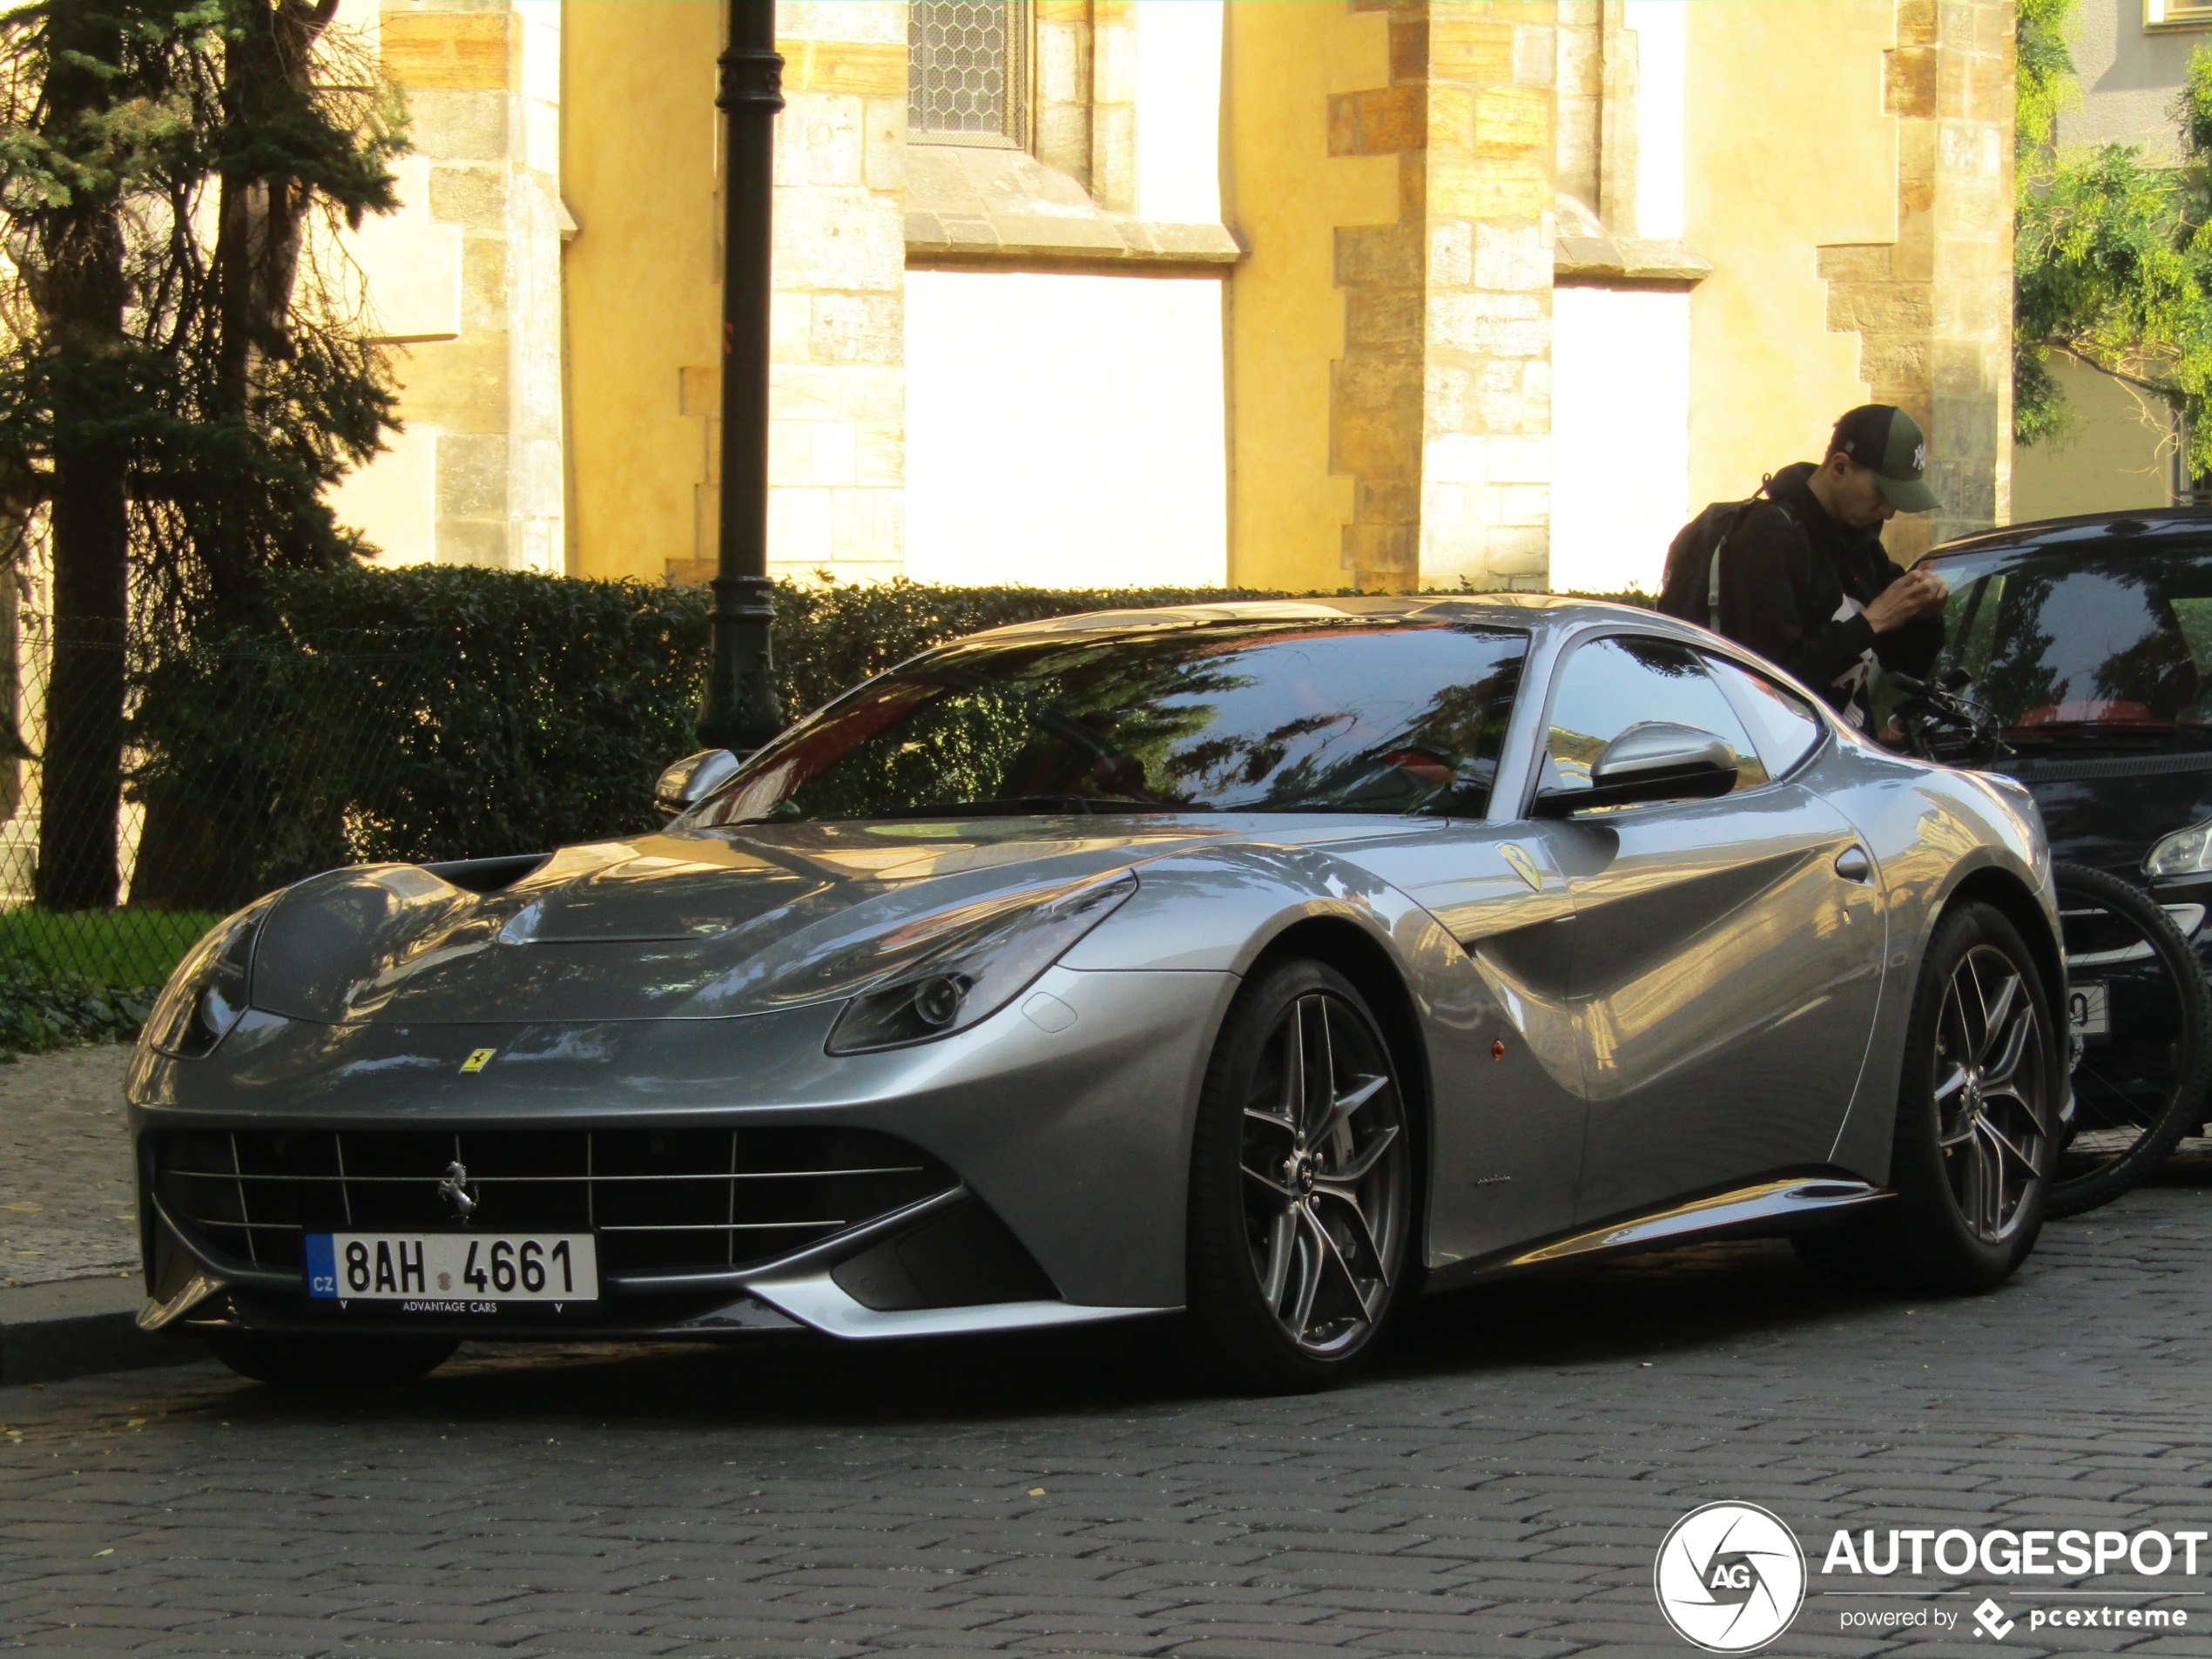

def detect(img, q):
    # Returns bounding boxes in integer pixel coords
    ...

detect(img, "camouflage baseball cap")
[1830,404,1939,512]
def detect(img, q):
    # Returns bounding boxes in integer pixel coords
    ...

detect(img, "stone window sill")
[1554,234,1713,289]
[904,143,1242,272]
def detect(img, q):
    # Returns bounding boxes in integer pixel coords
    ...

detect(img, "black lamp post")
[698,0,785,755]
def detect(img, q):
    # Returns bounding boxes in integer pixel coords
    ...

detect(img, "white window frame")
[2147,0,2212,31]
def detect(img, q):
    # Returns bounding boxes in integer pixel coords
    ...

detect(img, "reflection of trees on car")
[1923,548,2212,740]
[691,622,1531,824]
[2092,629,2200,723]
[1972,570,2063,728]
[1934,568,2064,738]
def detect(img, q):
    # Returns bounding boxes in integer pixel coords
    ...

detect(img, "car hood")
[250,816,1271,1025]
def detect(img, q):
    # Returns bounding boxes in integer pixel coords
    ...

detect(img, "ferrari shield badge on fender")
[1500,843,1542,892]
[459,1048,496,1074]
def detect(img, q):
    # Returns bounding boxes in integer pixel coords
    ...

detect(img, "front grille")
[152,1128,954,1280]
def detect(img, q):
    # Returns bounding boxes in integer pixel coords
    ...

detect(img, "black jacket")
[1714,462,1943,719]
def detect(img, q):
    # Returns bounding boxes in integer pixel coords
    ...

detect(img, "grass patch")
[0,907,216,1055]
[0,906,219,988]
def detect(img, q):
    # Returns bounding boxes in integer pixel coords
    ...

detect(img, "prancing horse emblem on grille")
[438,1160,477,1222]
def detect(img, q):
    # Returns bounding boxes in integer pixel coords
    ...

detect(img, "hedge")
[123,568,1308,905]
[0,959,152,1055]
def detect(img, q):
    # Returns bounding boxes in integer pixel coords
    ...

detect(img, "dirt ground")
[0,1042,138,1286]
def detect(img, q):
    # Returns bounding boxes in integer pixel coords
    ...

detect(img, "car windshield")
[685,618,1530,825]
[1925,541,2212,745]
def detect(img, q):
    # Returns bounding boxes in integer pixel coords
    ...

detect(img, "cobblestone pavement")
[0,1044,137,1287]
[3,1150,2212,1657]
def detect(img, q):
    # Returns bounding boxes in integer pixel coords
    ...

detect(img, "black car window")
[1544,635,1768,799]
[686,620,1532,823]
[1703,654,1824,778]
[1923,543,2212,746]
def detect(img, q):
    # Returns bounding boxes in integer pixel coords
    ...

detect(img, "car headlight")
[144,896,277,1059]
[823,870,1136,1055]
[2147,819,2212,879]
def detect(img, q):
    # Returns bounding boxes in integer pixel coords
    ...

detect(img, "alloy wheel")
[1238,992,1408,1356]
[1933,944,2050,1244]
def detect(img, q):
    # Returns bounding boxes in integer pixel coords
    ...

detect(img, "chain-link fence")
[3,613,448,1000]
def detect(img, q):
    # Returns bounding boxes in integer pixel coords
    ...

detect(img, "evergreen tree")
[0,0,404,908]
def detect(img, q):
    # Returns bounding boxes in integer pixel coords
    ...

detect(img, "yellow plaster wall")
[1223,1,1397,592]
[1683,0,1897,507]
[2013,354,2175,521]
[562,1,720,583]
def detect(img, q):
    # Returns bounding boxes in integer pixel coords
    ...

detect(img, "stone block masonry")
[1819,0,2013,562]
[1328,4,1429,591]
[369,0,566,572]
[1319,2,1556,594]
[1421,2,1556,590]
[681,2,907,588]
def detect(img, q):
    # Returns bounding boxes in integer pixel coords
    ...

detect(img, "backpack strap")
[1706,486,1797,633]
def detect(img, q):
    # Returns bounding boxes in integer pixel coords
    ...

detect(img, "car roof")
[959,592,1666,644]
[1928,505,2212,562]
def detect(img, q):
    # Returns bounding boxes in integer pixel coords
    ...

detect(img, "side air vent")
[829,1197,1059,1310]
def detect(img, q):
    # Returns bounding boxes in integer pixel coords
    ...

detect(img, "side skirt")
[1426,1177,1891,1291]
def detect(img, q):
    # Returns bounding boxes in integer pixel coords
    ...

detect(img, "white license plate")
[2068,981,2110,1039]
[306,1232,598,1305]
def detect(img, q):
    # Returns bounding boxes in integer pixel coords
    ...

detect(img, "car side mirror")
[1532,722,1738,818]
[654,748,742,821]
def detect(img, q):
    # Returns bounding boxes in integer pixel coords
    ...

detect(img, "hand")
[1863,568,1949,633]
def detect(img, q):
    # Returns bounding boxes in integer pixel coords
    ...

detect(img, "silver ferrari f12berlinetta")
[130,596,2067,1391]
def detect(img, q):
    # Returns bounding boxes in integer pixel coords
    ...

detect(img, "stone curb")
[0,1277,204,1387]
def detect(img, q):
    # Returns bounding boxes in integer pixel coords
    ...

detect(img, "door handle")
[1834,846,1872,883]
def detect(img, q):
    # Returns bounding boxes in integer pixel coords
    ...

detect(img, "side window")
[1544,635,1768,800]
[1703,655,1824,779]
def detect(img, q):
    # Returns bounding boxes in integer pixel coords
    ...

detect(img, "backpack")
[1656,489,1797,632]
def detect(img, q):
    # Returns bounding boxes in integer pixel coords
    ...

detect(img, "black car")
[1896,510,2212,1202]
[1920,508,2212,960]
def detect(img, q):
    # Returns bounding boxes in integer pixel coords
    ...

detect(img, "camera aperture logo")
[1656,1502,1808,1652]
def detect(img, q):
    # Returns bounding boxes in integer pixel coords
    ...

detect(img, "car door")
[1534,633,1885,1224]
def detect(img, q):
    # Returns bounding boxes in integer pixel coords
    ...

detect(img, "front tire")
[2046,862,2211,1218]
[205,1332,459,1389]
[1797,901,2058,1293]
[1186,959,1413,1392]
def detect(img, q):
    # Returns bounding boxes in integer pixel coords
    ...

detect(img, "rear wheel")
[1186,959,1413,1392]
[205,1332,459,1389]
[2046,862,2211,1218]
[1796,902,2057,1293]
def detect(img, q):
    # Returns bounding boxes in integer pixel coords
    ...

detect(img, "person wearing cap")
[1710,403,1950,728]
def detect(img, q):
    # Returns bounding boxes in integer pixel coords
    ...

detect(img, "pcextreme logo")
[1655,1503,1808,1652]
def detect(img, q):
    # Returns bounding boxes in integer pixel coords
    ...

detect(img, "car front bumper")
[127,965,1238,1343]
